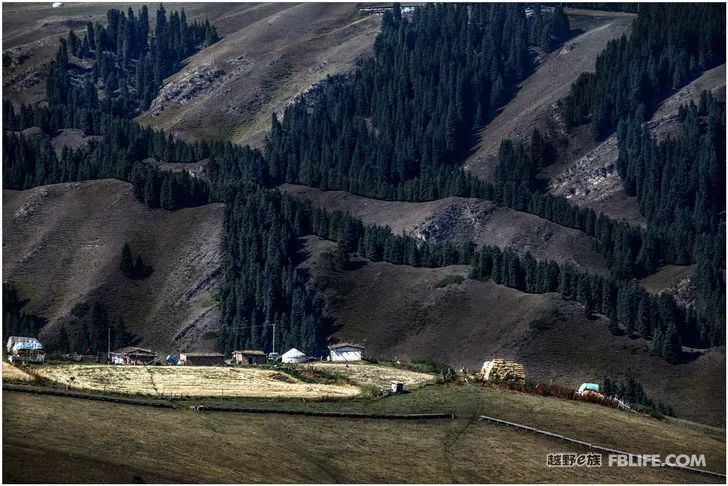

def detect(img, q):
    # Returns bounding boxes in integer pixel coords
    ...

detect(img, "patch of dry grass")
[303,362,436,390]
[2,362,36,383]
[32,364,360,399]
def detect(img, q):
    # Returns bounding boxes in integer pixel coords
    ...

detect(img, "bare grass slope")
[463,10,634,181]
[548,64,726,225]
[136,3,380,146]
[3,179,224,352]
[2,3,247,107]
[282,184,607,274]
[302,236,724,425]
[5,387,721,483]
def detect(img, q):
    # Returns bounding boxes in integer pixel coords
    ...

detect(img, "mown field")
[302,362,437,390]
[17,362,435,399]
[3,383,725,483]
[27,364,350,398]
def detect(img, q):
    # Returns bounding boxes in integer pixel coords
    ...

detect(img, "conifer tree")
[120,243,134,277]
[662,324,682,364]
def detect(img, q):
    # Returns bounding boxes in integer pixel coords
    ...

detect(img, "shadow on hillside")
[677,350,703,365]
[343,260,367,271]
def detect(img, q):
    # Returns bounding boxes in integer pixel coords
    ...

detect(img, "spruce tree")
[332,239,350,271]
[608,313,621,335]
[160,176,174,210]
[662,324,682,364]
[120,243,134,277]
[651,326,665,356]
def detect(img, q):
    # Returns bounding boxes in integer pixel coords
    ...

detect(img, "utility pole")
[107,327,111,363]
[272,322,276,355]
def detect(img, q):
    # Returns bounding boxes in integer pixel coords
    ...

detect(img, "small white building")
[7,337,45,363]
[6,336,40,353]
[281,348,307,363]
[328,343,364,362]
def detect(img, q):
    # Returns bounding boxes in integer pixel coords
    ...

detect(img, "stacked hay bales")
[479,359,526,382]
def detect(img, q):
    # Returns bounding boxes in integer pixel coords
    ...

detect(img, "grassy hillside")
[3,2,723,455]
[640,264,696,296]
[3,383,724,483]
[136,3,380,146]
[301,236,725,425]
[547,63,726,225]
[3,179,223,352]
[3,3,378,148]
[463,9,634,181]
[2,3,246,107]
[282,183,608,274]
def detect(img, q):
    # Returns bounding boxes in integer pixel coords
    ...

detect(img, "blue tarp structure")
[577,383,600,393]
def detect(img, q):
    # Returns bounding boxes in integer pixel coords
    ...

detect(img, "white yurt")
[281,348,307,364]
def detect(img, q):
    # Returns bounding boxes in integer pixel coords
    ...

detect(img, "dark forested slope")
[2,5,725,376]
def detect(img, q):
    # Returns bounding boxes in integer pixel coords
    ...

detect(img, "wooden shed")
[110,347,157,365]
[232,350,267,365]
[180,352,224,366]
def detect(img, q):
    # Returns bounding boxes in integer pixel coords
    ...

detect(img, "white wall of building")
[329,347,362,362]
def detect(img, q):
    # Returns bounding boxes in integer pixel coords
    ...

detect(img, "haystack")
[479,359,525,382]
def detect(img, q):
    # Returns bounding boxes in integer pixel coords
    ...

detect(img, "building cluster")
[524,6,555,18]
[359,5,417,16]
[106,343,366,366]
[4,334,366,367]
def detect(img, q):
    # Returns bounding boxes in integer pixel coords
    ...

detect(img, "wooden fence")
[478,414,725,479]
[194,405,455,420]
[4,384,174,408]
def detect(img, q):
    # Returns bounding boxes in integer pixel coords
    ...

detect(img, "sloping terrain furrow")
[3,179,224,352]
[463,10,634,181]
[301,236,725,426]
[281,183,608,274]
[548,64,726,226]
[136,3,381,146]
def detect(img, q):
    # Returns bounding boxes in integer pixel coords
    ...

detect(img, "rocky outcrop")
[148,62,228,117]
